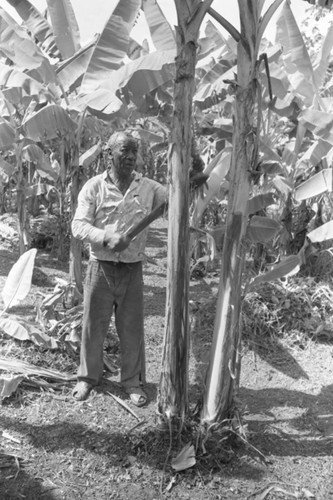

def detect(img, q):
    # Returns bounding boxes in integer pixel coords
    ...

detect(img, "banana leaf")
[5,0,61,59]
[299,108,333,145]
[246,216,281,243]
[22,104,77,141]
[275,1,316,106]
[77,49,176,115]
[0,63,45,99]
[191,151,231,227]
[0,374,25,399]
[0,7,57,84]
[56,38,97,92]
[248,193,276,214]
[80,0,141,93]
[0,316,58,349]
[0,356,75,381]
[313,23,333,89]
[0,121,15,149]
[46,0,80,59]
[295,169,332,201]
[142,0,176,51]
[0,154,15,183]
[1,248,37,309]
[308,220,333,243]
[22,144,58,181]
[248,255,301,291]
[297,139,333,173]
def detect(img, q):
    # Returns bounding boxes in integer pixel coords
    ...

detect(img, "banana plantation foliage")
[1,0,333,430]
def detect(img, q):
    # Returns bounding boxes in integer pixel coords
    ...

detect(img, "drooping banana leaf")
[0,63,46,99]
[295,168,332,202]
[191,151,231,227]
[299,108,333,145]
[248,193,276,214]
[248,255,301,291]
[46,0,80,59]
[0,120,15,149]
[0,7,57,84]
[21,104,77,141]
[0,316,58,349]
[275,1,318,107]
[79,141,102,168]
[246,216,281,243]
[0,154,15,183]
[22,144,58,181]
[197,20,230,61]
[80,0,141,93]
[5,0,61,59]
[76,48,176,115]
[0,356,75,381]
[142,0,176,51]
[56,38,97,93]
[0,374,25,400]
[308,220,333,243]
[1,248,37,310]
[297,139,333,174]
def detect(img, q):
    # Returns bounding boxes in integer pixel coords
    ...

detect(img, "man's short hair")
[105,131,138,152]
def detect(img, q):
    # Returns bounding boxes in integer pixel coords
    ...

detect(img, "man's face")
[109,136,138,177]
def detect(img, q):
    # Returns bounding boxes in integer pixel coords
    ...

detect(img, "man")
[71,131,167,406]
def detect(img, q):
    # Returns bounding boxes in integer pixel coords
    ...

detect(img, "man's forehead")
[115,135,138,148]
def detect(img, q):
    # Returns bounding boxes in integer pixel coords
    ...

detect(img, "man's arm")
[71,182,105,246]
[72,181,130,252]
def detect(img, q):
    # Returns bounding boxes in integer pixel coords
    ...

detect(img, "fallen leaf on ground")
[171,442,196,471]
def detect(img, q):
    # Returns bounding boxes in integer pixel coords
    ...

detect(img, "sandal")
[125,386,148,407]
[72,381,93,401]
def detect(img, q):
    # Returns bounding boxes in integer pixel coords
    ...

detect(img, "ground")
[0,218,333,500]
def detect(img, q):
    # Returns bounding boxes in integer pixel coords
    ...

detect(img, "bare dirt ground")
[1,218,333,499]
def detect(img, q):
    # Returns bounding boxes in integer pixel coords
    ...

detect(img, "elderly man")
[71,131,166,406]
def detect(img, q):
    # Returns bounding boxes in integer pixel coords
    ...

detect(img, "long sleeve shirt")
[72,170,167,262]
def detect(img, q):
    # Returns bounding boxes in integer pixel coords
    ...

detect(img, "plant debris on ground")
[1,219,333,499]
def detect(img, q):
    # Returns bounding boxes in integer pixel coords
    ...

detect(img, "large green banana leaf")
[295,169,332,201]
[248,255,301,291]
[308,220,333,243]
[248,193,276,214]
[5,0,61,59]
[198,21,234,61]
[80,0,141,93]
[275,1,318,107]
[0,121,15,149]
[1,248,37,309]
[0,63,46,99]
[142,0,175,51]
[56,38,97,92]
[46,0,80,59]
[21,104,77,141]
[0,7,57,84]
[22,144,58,181]
[0,154,15,182]
[246,216,281,243]
[191,151,231,227]
[313,23,333,89]
[74,49,176,115]
[297,139,333,175]
[299,108,333,144]
[194,45,281,110]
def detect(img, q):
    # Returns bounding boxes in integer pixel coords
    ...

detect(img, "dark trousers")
[78,260,145,388]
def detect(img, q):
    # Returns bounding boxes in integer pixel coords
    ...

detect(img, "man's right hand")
[103,228,130,252]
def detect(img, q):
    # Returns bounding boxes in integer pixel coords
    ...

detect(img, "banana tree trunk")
[16,150,30,254]
[201,1,259,424]
[158,0,213,424]
[69,144,83,294]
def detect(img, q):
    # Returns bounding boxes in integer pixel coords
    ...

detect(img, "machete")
[123,171,208,242]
